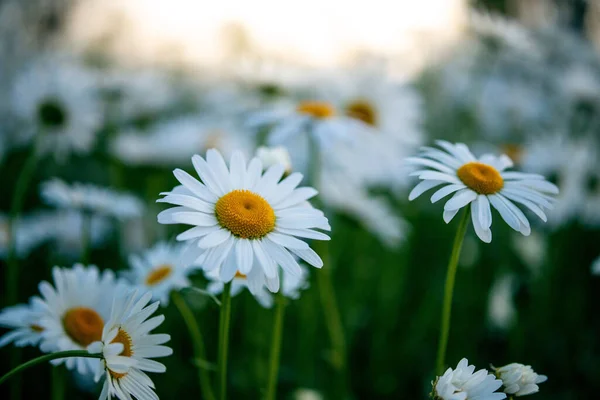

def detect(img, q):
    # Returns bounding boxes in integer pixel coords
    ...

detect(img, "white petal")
[408,180,445,201]
[273,187,318,209]
[176,225,221,241]
[252,240,277,278]
[235,239,254,274]
[471,203,492,243]
[275,227,330,241]
[266,172,303,204]
[244,158,263,190]
[192,154,224,196]
[229,151,246,188]
[476,195,492,229]
[443,208,459,223]
[430,184,466,203]
[253,164,285,197]
[411,170,460,184]
[197,229,231,249]
[289,247,323,268]
[173,169,218,203]
[262,238,302,276]
[405,157,455,174]
[157,194,214,213]
[488,194,521,231]
[165,212,218,226]
[206,149,232,193]
[444,189,477,211]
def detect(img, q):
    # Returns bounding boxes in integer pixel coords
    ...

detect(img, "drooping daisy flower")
[0,298,45,348]
[41,178,144,220]
[407,141,558,243]
[10,54,102,161]
[157,149,330,292]
[36,264,124,375]
[124,241,194,306]
[494,363,547,396]
[433,358,506,400]
[206,264,310,308]
[256,146,293,176]
[88,290,172,400]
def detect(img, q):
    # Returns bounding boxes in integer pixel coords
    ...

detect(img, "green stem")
[217,282,232,400]
[80,211,92,264]
[51,366,65,400]
[314,241,346,371]
[171,291,216,400]
[265,291,286,400]
[0,350,102,386]
[435,207,470,376]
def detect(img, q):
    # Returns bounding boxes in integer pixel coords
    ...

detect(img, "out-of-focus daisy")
[0,298,45,348]
[494,363,547,397]
[487,274,516,331]
[124,242,193,305]
[41,178,144,220]
[206,264,310,308]
[591,256,600,275]
[88,290,172,400]
[110,116,254,167]
[256,146,293,176]
[37,264,123,375]
[468,11,538,56]
[433,358,506,400]
[10,55,102,161]
[158,149,330,292]
[407,141,558,243]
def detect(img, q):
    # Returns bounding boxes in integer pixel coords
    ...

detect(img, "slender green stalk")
[217,282,232,400]
[314,240,346,371]
[171,291,216,400]
[265,291,287,400]
[80,211,93,264]
[0,350,102,386]
[435,207,470,376]
[51,366,65,400]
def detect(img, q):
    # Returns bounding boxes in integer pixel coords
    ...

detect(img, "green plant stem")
[435,207,470,376]
[51,366,65,400]
[314,240,346,371]
[0,350,102,386]
[217,282,232,400]
[265,291,286,400]
[171,291,216,400]
[80,211,93,264]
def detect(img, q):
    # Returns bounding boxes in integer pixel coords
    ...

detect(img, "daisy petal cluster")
[494,363,547,396]
[157,149,330,292]
[124,241,194,305]
[0,299,45,348]
[434,358,506,400]
[88,290,172,400]
[408,141,558,243]
[41,178,144,220]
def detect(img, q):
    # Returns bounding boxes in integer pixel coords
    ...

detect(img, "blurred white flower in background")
[487,273,517,331]
[433,358,506,400]
[0,298,45,348]
[256,146,293,175]
[591,256,600,275]
[10,55,103,161]
[40,178,144,220]
[494,363,547,397]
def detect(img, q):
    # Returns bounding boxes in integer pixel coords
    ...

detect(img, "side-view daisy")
[433,358,506,400]
[88,290,172,400]
[124,241,194,305]
[36,264,123,375]
[157,149,330,292]
[408,141,558,243]
[0,298,46,348]
[494,363,547,397]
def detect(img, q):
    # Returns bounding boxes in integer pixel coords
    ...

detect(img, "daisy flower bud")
[494,363,547,396]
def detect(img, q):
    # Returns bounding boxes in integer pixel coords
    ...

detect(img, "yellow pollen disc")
[30,324,44,332]
[215,190,276,239]
[234,271,247,279]
[457,162,504,195]
[145,264,173,286]
[62,307,104,347]
[501,143,523,164]
[345,99,377,126]
[296,101,335,119]
[109,328,134,379]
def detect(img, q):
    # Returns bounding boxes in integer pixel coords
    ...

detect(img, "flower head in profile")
[157,149,330,292]
[256,146,293,176]
[36,265,123,375]
[494,363,547,396]
[124,241,194,305]
[41,178,144,220]
[408,141,558,243]
[0,298,46,348]
[433,358,506,400]
[88,290,172,400]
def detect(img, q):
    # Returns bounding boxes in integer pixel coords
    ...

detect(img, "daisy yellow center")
[234,271,247,279]
[457,162,504,195]
[109,328,134,379]
[502,143,523,164]
[145,264,173,286]
[345,99,377,126]
[215,190,275,239]
[296,101,335,119]
[62,307,104,347]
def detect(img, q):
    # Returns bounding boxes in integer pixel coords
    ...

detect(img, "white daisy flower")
[41,178,144,220]
[407,141,558,243]
[433,358,506,400]
[256,146,293,176]
[124,242,194,306]
[88,290,172,400]
[206,264,310,308]
[494,363,547,396]
[157,149,330,292]
[36,264,124,375]
[0,298,45,348]
[10,54,102,161]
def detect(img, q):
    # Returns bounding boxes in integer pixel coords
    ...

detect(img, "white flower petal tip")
[407,142,558,243]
